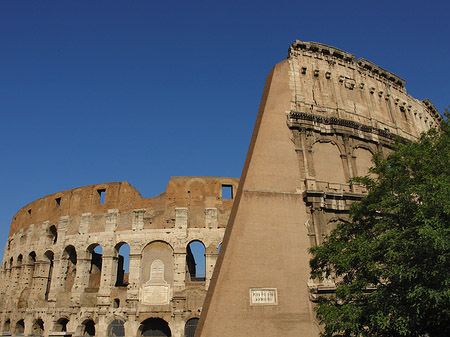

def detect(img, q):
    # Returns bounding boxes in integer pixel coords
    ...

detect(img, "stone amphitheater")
[0,177,239,337]
[0,40,442,337]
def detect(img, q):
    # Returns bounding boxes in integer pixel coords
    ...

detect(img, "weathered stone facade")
[0,40,443,337]
[196,41,442,336]
[0,177,238,337]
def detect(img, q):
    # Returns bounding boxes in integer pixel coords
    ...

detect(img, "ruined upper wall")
[287,40,442,141]
[9,177,239,235]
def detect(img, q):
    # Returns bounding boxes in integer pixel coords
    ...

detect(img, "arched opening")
[82,320,95,336]
[184,318,199,337]
[107,319,125,337]
[217,243,222,254]
[4,319,10,332]
[140,241,174,292]
[44,251,54,300]
[17,254,24,279]
[186,241,205,281]
[139,318,171,337]
[32,319,44,335]
[112,298,120,308]
[115,242,130,287]
[63,245,77,292]
[48,225,58,244]
[15,319,24,334]
[312,141,346,184]
[87,244,103,289]
[55,318,69,332]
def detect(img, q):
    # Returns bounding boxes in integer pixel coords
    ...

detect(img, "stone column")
[47,256,63,302]
[70,257,91,305]
[173,247,186,293]
[205,245,218,288]
[127,251,141,303]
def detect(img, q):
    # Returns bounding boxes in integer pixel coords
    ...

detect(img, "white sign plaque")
[142,284,170,305]
[250,288,278,305]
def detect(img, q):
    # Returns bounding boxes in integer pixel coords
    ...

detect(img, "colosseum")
[0,177,239,337]
[0,40,443,337]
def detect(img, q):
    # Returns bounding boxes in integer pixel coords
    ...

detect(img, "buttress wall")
[196,40,441,336]
[0,177,238,337]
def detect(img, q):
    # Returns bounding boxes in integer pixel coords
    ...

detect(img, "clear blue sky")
[1,0,449,257]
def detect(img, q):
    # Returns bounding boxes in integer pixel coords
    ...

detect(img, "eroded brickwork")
[0,177,238,337]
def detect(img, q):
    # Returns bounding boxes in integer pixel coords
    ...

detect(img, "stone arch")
[15,319,24,334]
[48,224,58,244]
[62,245,77,292]
[312,140,347,184]
[107,318,125,337]
[32,318,44,335]
[3,318,10,331]
[43,250,54,300]
[353,146,375,177]
[54,317,70,332]
[138,318,171,337]
[82,319,96,336]
[184,317,199,337]
[186,240,205,281]
[87,243,103,289]
[141,241,174,286]
[114,242,130,287]
[17,254,23,266]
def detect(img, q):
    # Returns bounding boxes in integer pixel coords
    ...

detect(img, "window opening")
[217,243,222,254]
[49,225,58,244]
[186,241,206,281]
[115,243,130,287]
[107,319,124,337]
[55,318,69,332]
[28,209,32,215]
[88,245,103,289]
[44,251,54,300]
[55,197,61,211]
[184,318,199,337]
[221,185,233,199]
[113,298,120,308]
[140,318,171,337]
[63,246,77,292]
[98,189,106,204]
[32,319,44,336]
[4,319,10,332]
[83,320,95,337]
[15,320,25,335]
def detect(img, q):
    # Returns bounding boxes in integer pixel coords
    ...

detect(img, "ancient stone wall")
[0,177,238,337]
[196,40,441,336]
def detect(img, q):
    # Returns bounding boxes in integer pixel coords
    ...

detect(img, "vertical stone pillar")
[205,208,218,229]
[127,251,141,302]
[71,256,91,305]
[132,209,145,232]
[173,247,187,292]
[47,256,63,302]
[204,247,218,288]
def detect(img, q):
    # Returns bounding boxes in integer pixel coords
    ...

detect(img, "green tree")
[310,109,450,337]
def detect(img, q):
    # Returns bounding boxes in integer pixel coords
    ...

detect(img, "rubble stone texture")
[196,40,442,336]
[0,177,238,337]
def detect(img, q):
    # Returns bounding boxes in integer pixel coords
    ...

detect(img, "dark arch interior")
[83,320,95,336]
[55,318,69,332]
[140,318,171,337]
[107,319,125,337]
[184,318,199,337]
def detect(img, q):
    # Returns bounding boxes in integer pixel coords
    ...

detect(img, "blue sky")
[1,0,449,257]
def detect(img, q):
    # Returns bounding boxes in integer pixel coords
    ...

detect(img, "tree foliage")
[310,109,450,337]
